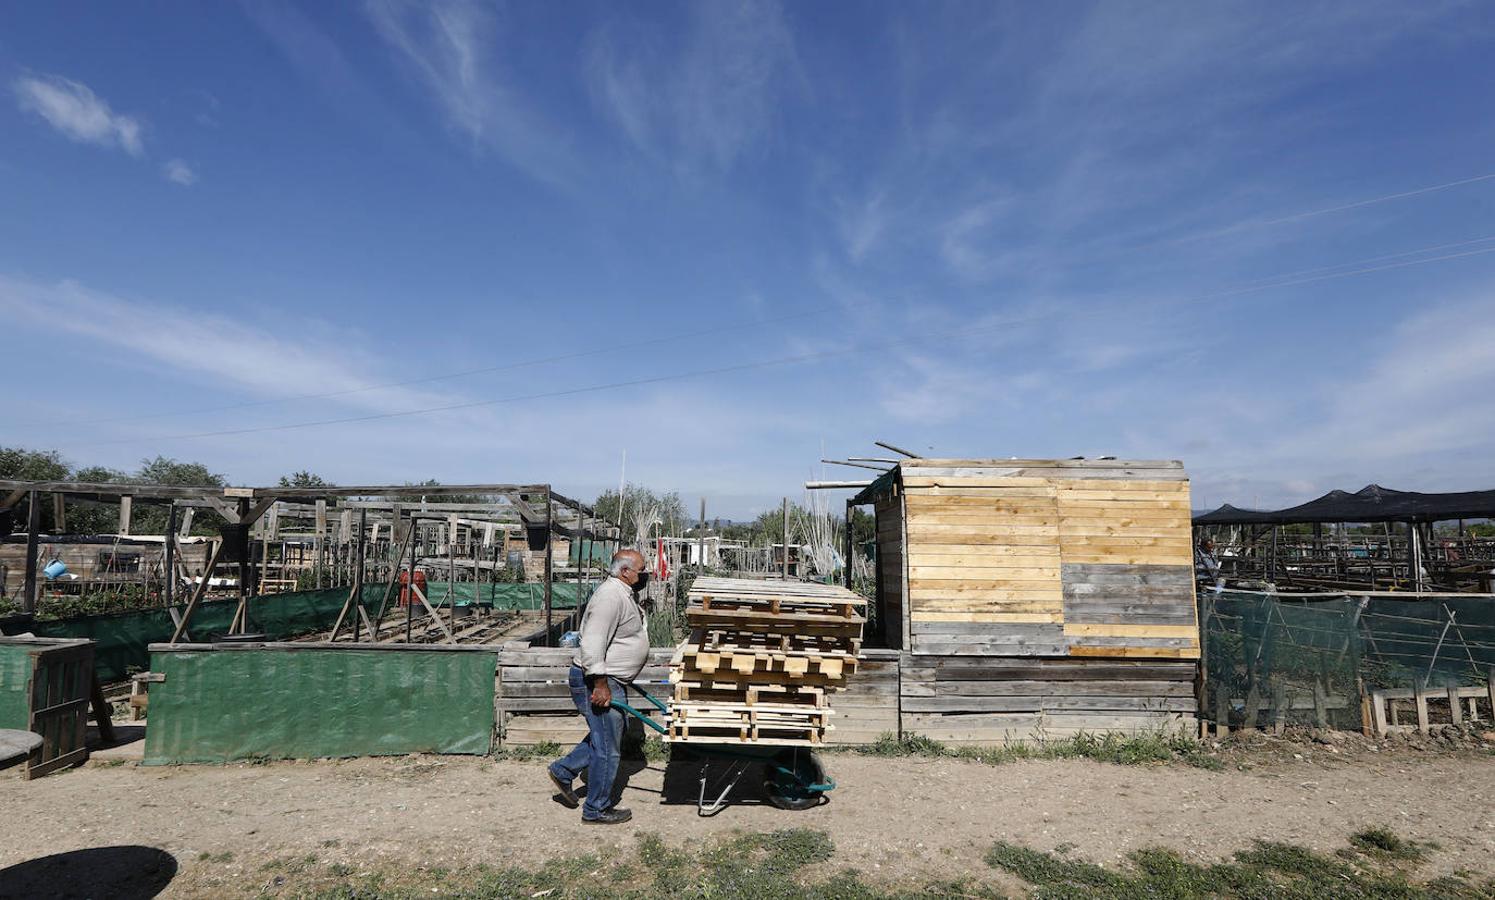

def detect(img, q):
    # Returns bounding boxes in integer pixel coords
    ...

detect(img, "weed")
[985,832,1492,900]
[1348,826,1427,862]
[490,741,563,762]
[848,729,1223,771]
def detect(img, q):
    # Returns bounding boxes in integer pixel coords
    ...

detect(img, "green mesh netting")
[1201,590,1495,731]
[3,580,592,682]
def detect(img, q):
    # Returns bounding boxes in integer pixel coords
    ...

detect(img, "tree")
[0,447,71,533]
[0,446,69,481]
[133,456,226,487]
[279,470,331,488]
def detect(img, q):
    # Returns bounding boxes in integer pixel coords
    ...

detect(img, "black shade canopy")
[1193,484,1495,526]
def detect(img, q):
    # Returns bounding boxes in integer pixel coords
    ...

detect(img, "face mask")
[632,571,650,592]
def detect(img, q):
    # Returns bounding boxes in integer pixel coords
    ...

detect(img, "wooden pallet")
[677,645,859,680]
[667,720,830,745]
[685,606,866,637]
[693,628,863,657]
[671,703,831,726]
[669,576,866,748]
[672,680,827,708]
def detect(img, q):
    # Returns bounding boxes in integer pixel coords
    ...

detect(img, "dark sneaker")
[582,807,632,825]
[548,768,579,808]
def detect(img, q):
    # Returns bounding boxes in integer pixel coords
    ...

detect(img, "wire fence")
[1201,589,1495,731]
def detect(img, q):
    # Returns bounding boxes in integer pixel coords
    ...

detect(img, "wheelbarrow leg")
[697,758,752,817]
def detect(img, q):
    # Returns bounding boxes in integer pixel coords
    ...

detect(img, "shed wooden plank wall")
[874,496,904,650]
[860,458,1201,743]
[898,460,1199,659]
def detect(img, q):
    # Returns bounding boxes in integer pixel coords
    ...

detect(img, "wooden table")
[0,729,43,768]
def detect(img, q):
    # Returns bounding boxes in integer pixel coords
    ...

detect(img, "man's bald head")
[609,548,646,581]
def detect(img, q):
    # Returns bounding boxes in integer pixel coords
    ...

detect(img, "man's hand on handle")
[589,676,612,709]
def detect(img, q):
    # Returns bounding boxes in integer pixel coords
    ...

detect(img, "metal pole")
[844,499,854,591]
[781,497,789,581]
[698,497,706,571]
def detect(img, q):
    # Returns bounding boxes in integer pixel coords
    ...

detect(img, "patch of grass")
[490,740,563,762]
[292,827,1492,900]
[197,850,234,863]
[1347,826,1428,862]
[986,832,1494,899]
[847,729,1224,771]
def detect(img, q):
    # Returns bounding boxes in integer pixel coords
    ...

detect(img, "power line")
[65,236,1495,449]
[1252,171,1495,228]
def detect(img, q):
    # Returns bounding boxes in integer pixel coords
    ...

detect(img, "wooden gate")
[0,637,94,778]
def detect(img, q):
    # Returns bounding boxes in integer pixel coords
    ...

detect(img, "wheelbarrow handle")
[609,681,670,735]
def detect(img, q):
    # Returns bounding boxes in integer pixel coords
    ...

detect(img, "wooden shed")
[853,458,1199,742]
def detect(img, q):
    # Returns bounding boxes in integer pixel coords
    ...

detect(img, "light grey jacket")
[573,576,649,682]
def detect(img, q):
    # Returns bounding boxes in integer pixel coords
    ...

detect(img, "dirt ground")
[1,732,1492,898]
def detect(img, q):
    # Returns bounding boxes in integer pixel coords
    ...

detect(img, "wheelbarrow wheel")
[764,749,826,811]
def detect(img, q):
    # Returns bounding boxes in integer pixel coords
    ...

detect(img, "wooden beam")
[117,496,132,536]
[875,441,923,459]
[22,491,40,614]
[51,493,66,533]
[170,539,229,644]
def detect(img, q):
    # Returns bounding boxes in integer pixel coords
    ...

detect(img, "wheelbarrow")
[610,682,835,816]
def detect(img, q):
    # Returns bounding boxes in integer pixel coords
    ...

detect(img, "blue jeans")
[549,666,624,819]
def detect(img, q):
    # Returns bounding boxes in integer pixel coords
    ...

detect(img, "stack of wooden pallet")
[668,576,866,746]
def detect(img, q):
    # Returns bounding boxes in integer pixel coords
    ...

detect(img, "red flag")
[656,537,670,581]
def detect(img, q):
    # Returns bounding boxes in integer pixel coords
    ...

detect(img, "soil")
[1,731,1491,898]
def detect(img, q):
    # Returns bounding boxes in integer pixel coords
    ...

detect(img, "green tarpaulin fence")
[144,645,497,764]
[0,642,32,730]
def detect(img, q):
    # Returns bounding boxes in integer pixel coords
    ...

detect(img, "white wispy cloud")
[12,74,144,156]
[0,275,459,417]
[585,0,800,171]
[364,0,577,185]
[162,158,198,186]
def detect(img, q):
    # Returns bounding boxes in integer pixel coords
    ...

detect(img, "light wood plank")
[911,611,1063,623]
[1062,623,1199,639]
[1067,646,1199,659]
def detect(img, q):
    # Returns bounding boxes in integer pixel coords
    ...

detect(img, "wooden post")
[698,497,706,571]
[543,489,553,646]
[51,493,65,534]
[406,518,417,643]
[233,498,250,633]
[781,497,789,581]
[118,495,132,536]
[314,499,327,589]
[164,504,177,608]
[448,514,458,634]
[258,504,271,596]
[22,491,40,614]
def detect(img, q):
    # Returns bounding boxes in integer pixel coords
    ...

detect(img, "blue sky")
[3,2,1495,518]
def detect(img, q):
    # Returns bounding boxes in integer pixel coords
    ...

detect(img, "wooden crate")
[0,637,94,778]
